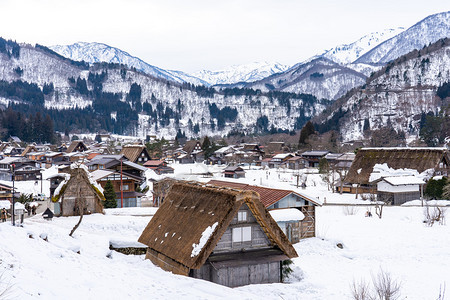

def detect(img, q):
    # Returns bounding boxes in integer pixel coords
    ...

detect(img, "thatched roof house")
[120,145,151,164]
[66,140,88,153]
[53,167,104,216]
[345,147,449,185]
[138,181,297,287]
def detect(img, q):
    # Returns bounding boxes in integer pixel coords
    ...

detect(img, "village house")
[91,169,145,207]
[223,165,246,178]
[286,156,304,170]
[66,140,88,153]
[120,145,151,165]
[0,157,41,181]
[52,167,104,216]
[300,150,329,168]
[208,180,321,242]
[143,159,174,175]
[269,153,294,169]
[0,182,14,201]
[178,140,203,163]
[138,182,298,287]
[343,147,450,195]
[265,141,287,155]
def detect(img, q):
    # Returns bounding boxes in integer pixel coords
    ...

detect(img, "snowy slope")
[245,57,366,100]
[192,61,289,85]
[49,42,209,86]
[319,28,405,65]
[319,37,450,141]
[356,11,450,64]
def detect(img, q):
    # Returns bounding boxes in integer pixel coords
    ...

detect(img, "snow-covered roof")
[269,209,305,222]
[214,146,234,154]
[272,153,292,159]
[90,169,114,181]
[382,176,425,186]
[0,157,21,164]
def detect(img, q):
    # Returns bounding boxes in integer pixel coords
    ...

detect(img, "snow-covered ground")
[1,163,448,299]
[1,202,448,299]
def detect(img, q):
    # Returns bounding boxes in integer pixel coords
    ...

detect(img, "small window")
[121,185,129,191]
[232,226,251,243]
[237,211,247,222]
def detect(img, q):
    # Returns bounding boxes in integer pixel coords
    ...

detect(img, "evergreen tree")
[103,180,117,208]
[298,121,315,146]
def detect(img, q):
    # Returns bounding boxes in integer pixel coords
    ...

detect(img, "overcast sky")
[1,0,448,73]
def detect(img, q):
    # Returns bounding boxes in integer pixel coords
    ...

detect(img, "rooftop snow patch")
[190,222,218,258]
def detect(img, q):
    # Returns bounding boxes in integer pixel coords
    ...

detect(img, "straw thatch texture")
[66,141,88,153]
[59,167,104,216]
[138,182,297,273]
[345,148,449,185]
[120,145,149,163]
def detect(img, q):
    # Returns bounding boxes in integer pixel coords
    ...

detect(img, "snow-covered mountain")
[355,11,450,64]
[318,28,405,65]
[192,61,289,85]
[238,29,404,99]
[0,41,326,138]
[49,42,209,86]
[244,57,367,100]
[316,37,450,142]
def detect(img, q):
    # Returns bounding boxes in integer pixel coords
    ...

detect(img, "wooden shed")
[138,182,298,287]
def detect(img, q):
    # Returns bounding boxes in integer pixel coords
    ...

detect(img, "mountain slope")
[244,57,367,100]
[49,42,209,86]
[315,38,450,142]
[319,28,404,65]
[192,62,289,85]
[0,41,327,138]
[355,11,450,64]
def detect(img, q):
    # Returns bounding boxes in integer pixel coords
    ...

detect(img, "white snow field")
[0,163,448,299]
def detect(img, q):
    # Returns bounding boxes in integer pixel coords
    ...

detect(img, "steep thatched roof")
[66,141,88,153]
[345,147,449,185]
[182,140,201,154]
[138,181,297,270]
[120,145,149,163]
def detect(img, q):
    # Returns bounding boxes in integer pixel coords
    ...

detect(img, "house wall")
[267,194,307,209]
[213,204,271,253]
[192,261,280,287]
[377,182,419,193]
[377,191,420,205]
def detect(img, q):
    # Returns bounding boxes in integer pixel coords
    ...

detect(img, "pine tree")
[298,121,315,146]
[103,180,117,208]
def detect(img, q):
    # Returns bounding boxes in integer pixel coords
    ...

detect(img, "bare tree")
[424,203,447,226]
[350,269,401,300]
[69,165,86,237]
[371,269,402,300]
[351,278,371,300]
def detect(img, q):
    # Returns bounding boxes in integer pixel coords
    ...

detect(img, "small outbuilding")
[376,176,425,205]
[138,182,298,287]
[223,166,245,178]
[53,167,104,216]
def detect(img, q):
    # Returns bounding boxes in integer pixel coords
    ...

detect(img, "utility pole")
[11,164,15,226]
[120,157,124,208]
